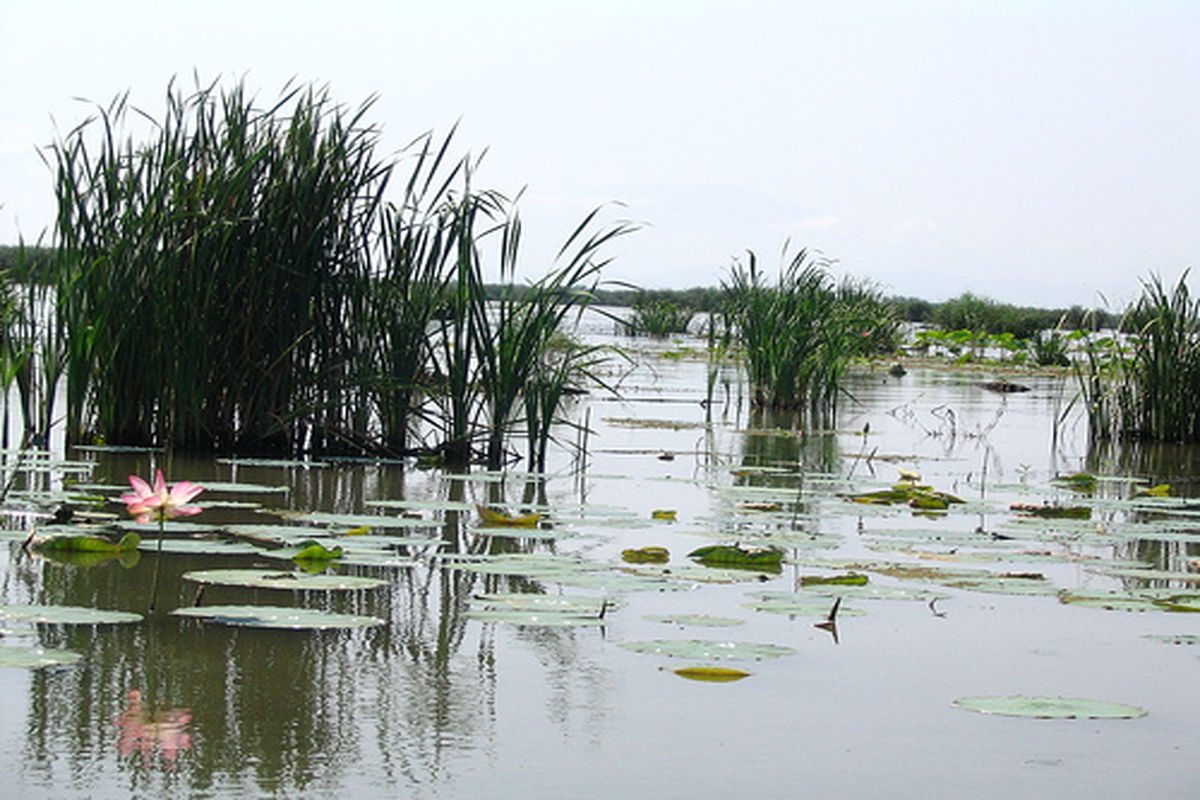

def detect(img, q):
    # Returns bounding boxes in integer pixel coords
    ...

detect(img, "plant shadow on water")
[2,322,1200,798]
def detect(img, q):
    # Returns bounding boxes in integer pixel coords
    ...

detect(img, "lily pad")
[474,593,615,614]
[181,569,387,591]
[688,545,783,571]
[172,605,384,629]
[618,639,796,660]
[0,644,84,668]
[952,695,1148,719]
[463,609,607,626]
[0,604,143,624]
[622,546,671,564]
[644,614,745,627]
[673,666,751,682]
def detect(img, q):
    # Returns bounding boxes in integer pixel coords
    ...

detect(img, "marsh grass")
[45,77,630,467]
[720,249,893,417]
[620,296,695,337]
[1076,273,1200,443]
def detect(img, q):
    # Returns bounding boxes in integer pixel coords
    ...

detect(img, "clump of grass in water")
[720,247,895,417]
[46,76,631,469]
[619,295,694,337]
[1076,272,1200,443]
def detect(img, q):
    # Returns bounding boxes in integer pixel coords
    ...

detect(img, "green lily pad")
[744,593,867,616]
[172,604,384,629]
[283,512,437,529]
[463,608,607,626]
[0,644,84,668]
[215,458,330,468]
[1143,634,1200,645]
[35,531,140,553]
[181,569,387,591]
[1057,590,1171,612]
[474,593,615,614]
[688,545,783,570]
[135,538,261,556]
[618,639,796,660]
[952,695,1148,719]
[365,498,475,513]
[643,614,746,627]
[0,604,143,624]
[195,481,291,494]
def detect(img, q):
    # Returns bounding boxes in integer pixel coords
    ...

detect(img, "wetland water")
[2,327,1199,799]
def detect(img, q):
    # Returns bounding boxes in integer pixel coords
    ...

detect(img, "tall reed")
[51,79,390,453]
[46,77,631,466]
[721,248,888,416]
[1077,273,1200,443]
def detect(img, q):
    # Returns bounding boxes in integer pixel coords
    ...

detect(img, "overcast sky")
[2,0,1197,308]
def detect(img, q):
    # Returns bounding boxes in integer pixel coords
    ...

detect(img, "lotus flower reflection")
[121,470,204,524]
[115,689,193,765]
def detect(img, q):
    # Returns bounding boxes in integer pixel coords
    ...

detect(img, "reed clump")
[720,248,894,416]
[43,77,629,464]
[1077,273,1200,443]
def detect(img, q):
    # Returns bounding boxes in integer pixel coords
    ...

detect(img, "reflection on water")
[3,346,1200,797]
[115,689,192,765]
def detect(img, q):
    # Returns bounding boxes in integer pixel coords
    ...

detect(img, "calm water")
[2,333,1199,799]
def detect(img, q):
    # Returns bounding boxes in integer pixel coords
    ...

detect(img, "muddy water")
[1,332,1198,799]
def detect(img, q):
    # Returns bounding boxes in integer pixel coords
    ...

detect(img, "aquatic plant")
[122,469,204,612]
[45,77,629,467]
[121,469,204,524]
[50,78,390,453]
[1076,273,1200,443]
[620,295,695,337]
[720,248,892,414]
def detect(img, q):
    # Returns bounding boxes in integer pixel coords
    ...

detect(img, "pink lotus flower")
[121,469,204,524]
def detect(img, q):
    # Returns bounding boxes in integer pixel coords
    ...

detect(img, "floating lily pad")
[181,569,387,591]
[474,593,615,614]
[283,512,435,530]
[952,695,1148,719]
[463,609,607,626]
[365,498,475,513]
[688,545,783,571]
[34,531,141,553]
[1057,590,1170,612]
[744,593,867,616]
[618,639,796,660]
[192,481,290,494]
[0,604,143,624]
[644,614,745,627]
[135,537,261,556]
[1143,634,1200,645]
[0,645,84,668]
[673,666,751,682]
[622,546,671,564]
[441,553,591,579]
[215,458,330,468]
[172,605,384,629]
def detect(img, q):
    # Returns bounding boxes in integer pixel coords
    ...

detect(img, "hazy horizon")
[3,1,1197,311]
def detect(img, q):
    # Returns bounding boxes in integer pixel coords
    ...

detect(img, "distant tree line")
[0,244,1126,334]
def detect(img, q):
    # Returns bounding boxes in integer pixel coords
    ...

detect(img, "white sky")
[2,0,1198,308]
